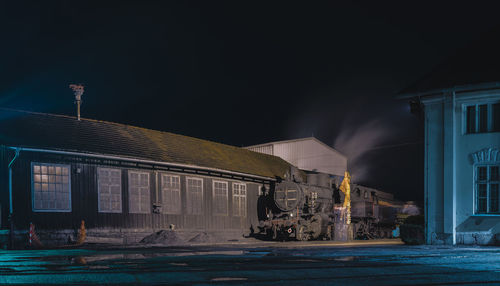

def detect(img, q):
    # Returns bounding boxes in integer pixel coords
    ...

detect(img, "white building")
[245,137,347,177]
[403,84,500,244]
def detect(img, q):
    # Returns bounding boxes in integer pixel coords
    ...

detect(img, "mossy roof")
[0,108,292,179]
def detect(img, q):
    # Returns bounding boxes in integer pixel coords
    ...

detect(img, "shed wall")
[5,151,261,235]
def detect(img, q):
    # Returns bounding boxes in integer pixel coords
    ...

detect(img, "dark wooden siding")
[7,150,264,233]
[0,146,10,229]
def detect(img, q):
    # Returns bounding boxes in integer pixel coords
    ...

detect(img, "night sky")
[2,1,500,204]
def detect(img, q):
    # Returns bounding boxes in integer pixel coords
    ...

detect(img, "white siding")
[246,138,347,176]
[246,144,273,155]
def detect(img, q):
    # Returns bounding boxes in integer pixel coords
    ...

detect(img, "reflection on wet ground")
[1,244,500,285]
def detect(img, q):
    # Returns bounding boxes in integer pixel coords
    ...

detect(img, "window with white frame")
[233,183,247,217]
[475,165,500,214]
[161,174,181,214]
[186,177,203,215]
[97,168,122,213]
[465,102,500,134]
[212,181,228,215]
[32,163,71,212]
[128,171,150,213]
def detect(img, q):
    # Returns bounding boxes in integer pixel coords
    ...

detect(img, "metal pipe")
[8,148,19,249]
[8,148,19,215]
[7,146,274,182]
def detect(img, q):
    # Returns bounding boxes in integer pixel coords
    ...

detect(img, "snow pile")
[139,230,185,245]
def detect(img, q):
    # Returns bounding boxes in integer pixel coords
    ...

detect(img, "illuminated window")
[233,183,247,217]
[212,181,228,215]
[161,174,181,214]
[97,168,122,213]
[465,102,500,134]
[128,171,150,213]
[32,163,71,212]
[186,177,203,215]
[475,165,500,214]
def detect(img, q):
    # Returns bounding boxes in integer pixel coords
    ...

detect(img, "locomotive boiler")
[258,170,341,241]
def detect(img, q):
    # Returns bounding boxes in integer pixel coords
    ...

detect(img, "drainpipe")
[8,148,20,249]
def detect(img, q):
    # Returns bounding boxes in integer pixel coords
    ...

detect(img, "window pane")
[213,181,228,215]
[128,171,149,213]
[162,174,182,214]
[98,168,122,213]
[493,103,500,132]
[478,198,487,213]
[490,184,499,213]
[232,183,246,217]
[32,163,71,212]
[478,184,487,197]
[467,105,476,133]
[187,178,203,214]
[479,104,488,132]
[491,166,499,181]
[478,167,487,181]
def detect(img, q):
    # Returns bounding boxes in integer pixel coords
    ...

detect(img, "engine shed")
[0,108,294,247]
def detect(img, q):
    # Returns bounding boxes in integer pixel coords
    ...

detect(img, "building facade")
[402,85,500,245]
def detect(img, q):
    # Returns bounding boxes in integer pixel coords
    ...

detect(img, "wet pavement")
[1,241,500,285]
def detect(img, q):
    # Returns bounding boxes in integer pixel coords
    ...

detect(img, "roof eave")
[7,146,277,182]
[397,81,500,100]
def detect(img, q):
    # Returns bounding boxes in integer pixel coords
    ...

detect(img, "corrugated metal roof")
[0,108,292,179]
[246,137,346,159]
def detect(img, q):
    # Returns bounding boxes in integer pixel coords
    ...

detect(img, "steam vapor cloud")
[333,119,392,183]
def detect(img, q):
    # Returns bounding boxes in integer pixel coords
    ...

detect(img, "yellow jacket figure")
[339,171,351,225]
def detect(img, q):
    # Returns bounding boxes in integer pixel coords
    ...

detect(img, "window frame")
[186,176,204,215]
[474,164,500,215]
[127,170,151,214]
[463,101,500,134]
[212,180,228,216]
[232,182,247,217]
[160,173,181,214]
[31,162,72,213]
[97,167,122,213]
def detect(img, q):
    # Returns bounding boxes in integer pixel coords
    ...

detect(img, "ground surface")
[1,240,500,285]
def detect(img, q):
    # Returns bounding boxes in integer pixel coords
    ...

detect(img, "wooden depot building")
[0,108,292,246]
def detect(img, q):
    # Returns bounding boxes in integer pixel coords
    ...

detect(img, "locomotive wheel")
[326,225,333,240]
[296,225,309,241]
[271,225,278,240]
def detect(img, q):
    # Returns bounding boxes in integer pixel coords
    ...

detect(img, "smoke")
[333,118,393,183]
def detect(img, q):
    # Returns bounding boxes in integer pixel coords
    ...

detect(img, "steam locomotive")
[257,167,408,241]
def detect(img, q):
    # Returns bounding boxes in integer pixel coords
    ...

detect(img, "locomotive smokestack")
[69,84,84,121]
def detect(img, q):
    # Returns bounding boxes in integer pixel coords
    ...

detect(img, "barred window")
[212,181,228,215]
[128,171,150,214]
[98,168,122,213]
[32,163,71,212]
[465,102,500,134]
[475,165,500,214]
[161,174,181,214]
[186,177,203,215]
[232,183,247,217]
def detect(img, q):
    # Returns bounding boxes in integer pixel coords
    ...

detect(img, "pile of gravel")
[139,230,185,245]
[188,232,217,243]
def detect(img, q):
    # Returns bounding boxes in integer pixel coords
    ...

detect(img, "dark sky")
[1,1,500,204]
